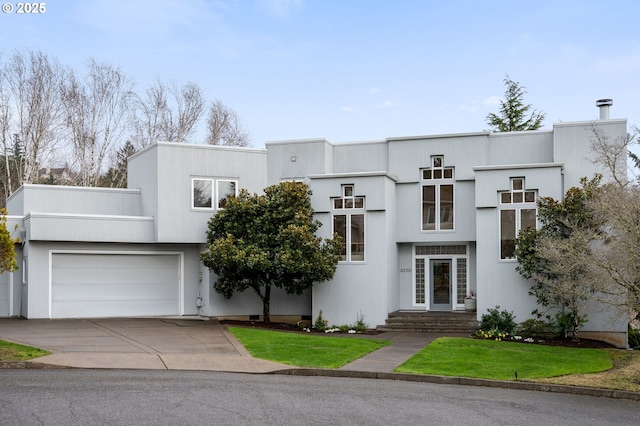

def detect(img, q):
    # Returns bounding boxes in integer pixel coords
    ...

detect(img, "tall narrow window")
[499,177,537,259]
[421,156,454,231]
[332,184,365,262]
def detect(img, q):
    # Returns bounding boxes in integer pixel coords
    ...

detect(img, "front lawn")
[395,337,612,380]
[228,327,391,368]
[0,340,50,361]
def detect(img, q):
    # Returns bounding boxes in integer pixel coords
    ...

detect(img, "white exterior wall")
[310,174,396,327]
[208,279,311,318]
[154,143,267,243]
[313,210,389,327]
[553,119,627,189]
[266,139,333,184]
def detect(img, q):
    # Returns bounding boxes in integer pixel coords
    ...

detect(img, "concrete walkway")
[339,331,468,372]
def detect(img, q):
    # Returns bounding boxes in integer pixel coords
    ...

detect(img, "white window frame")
[498,177,537,261]
[331,184,366,263]
[192,178,215,210]
[421,156,455,232]
[421,183,455,232]
[413,244,468,310]
[191,178,238,210]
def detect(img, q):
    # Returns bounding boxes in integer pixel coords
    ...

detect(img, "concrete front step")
[378,311,479,334]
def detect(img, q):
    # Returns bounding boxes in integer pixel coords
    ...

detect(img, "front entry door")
[430,259,452,310]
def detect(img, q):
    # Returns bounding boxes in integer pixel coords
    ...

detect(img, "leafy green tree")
[200,181,341,322]
[515,175,602,340]
[0,208,18,273]
[486,76,546,132]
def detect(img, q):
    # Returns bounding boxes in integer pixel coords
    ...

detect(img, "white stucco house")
[0,100,629,347]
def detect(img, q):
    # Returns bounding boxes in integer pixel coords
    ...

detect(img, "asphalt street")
[1,369,638,426]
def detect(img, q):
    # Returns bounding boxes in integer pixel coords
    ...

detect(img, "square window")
[343,185,354,197]
[525,191,535,203]
[433,169,442,179]
[354,197,364,208]
[433,156,443,168]
[423,169,432,180]
[334,199,343,209]
[444,168,453,179]
[513,192,523,203]
[345,198,353,209]
[193,179,213,209]
[512,178,523,191]
[501,192,511,204]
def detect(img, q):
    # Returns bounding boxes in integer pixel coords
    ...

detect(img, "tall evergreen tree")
[486,76,546,132]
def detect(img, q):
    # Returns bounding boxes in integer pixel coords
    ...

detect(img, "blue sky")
[1,0,638,147]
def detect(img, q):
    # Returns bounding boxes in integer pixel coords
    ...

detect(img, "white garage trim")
[48,250,184,319]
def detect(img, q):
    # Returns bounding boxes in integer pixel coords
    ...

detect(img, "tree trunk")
[263,284,271,323]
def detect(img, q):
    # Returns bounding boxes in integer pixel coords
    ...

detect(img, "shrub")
[515,318,560,339]
[629,325,640,349]
[479,306,516,334]
[313,310,328,331]
[353,311,368,333]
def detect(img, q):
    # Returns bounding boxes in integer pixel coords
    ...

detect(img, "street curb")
[2,361,639,402]
[0,361,72,370]
[272,368,640,402]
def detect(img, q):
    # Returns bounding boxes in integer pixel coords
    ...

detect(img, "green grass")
[228,327,391,368]
[395,337,612,380]
[0,340,50,361]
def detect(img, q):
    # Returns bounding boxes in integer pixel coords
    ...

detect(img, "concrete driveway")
[0,317,294,372]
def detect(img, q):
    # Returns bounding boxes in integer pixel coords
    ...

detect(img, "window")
[421,156,454,231]
[332,184,365,262]
[193,179,213,209]
[422,155,454,180]
[217,180,237,208]
[192,178,238,210]
[499,177,537,259]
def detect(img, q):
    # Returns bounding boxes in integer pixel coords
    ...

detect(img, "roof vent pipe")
[596,99,613,120]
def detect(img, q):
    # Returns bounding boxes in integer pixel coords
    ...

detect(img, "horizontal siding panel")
[19,185,143,216]
[27,215,155,243]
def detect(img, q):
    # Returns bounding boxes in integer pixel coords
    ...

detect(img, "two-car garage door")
[51,253,181,319]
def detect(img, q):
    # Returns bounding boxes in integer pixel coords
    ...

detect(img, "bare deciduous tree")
[589,122,636,188]
[61,59,134,187]
[518,125,640,329]
[131,78,205,148]
[205,99,250,147]
[1,49,65,191]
